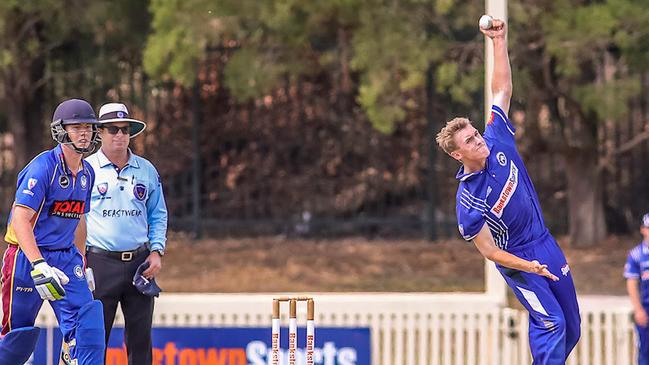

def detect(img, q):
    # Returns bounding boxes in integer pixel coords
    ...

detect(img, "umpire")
[85,102,168,364]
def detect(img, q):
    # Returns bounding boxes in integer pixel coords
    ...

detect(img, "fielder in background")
[0,99,105,364]
[436,18,581,364]
[624,213,649,365]
[85,102,168,365]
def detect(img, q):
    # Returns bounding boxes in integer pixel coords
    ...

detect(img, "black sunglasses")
[101,125,130,135]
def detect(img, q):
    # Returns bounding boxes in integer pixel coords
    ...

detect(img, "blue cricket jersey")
[624,242,649,305]
[84,149,168,252]
[4,145,94,250]
[455,105,549,251]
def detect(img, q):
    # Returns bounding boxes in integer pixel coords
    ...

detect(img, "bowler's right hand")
[480,19,507,40]
[30,260,69,300]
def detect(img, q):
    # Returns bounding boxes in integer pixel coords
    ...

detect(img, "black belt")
[86,245,149,262]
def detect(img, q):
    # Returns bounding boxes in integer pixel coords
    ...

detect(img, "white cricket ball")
[479,15,493,30]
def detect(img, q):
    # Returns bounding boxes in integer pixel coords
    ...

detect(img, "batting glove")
[30,260,69,301]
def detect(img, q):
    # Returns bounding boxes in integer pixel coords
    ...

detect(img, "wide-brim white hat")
[97,103,146,138]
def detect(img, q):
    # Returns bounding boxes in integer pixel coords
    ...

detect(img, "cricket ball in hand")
[479,15,493,30]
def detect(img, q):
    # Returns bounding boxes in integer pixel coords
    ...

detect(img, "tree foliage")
[1,0,648,240]
[508,0,649,244]
[0,0,95,165]
[144,0,486,132]
[0,0,152,166]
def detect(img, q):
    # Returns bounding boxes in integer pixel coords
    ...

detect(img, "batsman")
[0,99,105,364]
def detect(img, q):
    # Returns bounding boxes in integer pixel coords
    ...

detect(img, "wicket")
[272,296,315,365]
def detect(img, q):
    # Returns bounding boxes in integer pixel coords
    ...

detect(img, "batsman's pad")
[71,300,105,364]
[0,327,40,365]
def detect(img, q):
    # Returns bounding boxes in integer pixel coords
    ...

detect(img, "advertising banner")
[28,327,371,365]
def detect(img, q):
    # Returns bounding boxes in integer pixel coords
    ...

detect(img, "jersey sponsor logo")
[16,286,33,293]
[134,183,147,201]
[561,264,570,276]
[97,182,108,195]
[490,162,519,218]
[80,175,88,189]
[50,200,85,219]
[102,209,143,218]
[496,152,507,166]
[59,175,70,188]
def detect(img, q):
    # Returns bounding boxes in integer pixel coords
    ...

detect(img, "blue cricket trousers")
[1,245,95,345]
[498,236,581,365]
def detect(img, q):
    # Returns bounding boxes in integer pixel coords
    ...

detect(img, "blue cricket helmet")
[52,99,99,125]
[50,99,100,153]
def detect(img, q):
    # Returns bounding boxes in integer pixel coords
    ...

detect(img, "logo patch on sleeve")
[22,178,39,196]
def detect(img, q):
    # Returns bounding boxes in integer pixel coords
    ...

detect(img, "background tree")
[508,0,649,245]
[0,0,71,167]
[0,0,150,169]
[143,0,488,236]
[1,0,646,241]
[144,0,486,129]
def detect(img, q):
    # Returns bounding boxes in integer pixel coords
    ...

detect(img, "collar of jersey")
[455,140,497,182]
[55,144,85,175]
[96,148,140,169]
[455,157,491,182]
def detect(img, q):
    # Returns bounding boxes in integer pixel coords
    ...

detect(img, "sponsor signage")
[29,327,370,365]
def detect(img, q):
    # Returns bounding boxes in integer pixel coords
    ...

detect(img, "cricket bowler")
[436,18,581,364]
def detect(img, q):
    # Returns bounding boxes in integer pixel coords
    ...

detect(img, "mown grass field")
[159,233,633,297]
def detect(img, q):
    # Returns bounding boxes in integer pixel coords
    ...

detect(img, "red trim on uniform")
[1,245,18,335]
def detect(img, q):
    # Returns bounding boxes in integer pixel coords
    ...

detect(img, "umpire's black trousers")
[86,246,154,365]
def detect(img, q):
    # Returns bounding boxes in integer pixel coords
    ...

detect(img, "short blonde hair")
[436,117,472,155]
